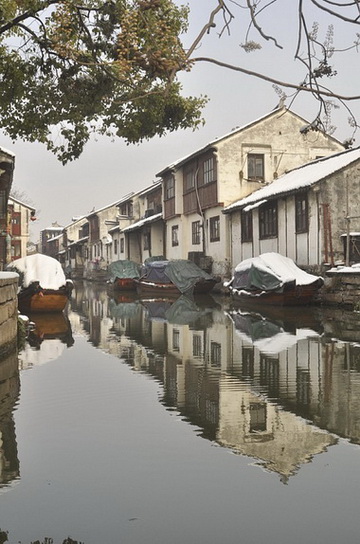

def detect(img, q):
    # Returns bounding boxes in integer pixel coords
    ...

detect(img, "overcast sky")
[3,0,360,242]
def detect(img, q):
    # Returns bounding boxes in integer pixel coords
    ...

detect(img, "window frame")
[192,221,201,245]
[259,201,278,239]
[165,176,175,200]
[248,153,265,182]
[209,216,220,242]
[203,157,215,185]
[143,228,151,251]
[241,210,253,243]
[171,225,179,247]
[295,192,309,234]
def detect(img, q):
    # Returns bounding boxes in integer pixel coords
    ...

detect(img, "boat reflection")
[35,282,360,479]
[27,313,74,348]
[18,313,74,371]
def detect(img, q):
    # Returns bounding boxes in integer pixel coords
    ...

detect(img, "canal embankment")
[0,273,19,358]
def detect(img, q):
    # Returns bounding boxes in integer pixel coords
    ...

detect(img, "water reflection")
[18,281,360,482]
[18,313,74,371]
[0,351,20,490]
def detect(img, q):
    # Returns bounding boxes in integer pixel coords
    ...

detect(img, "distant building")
[40,222,64,256]
[7,196,36,261]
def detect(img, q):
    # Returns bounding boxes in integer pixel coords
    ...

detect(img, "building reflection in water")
[0,350,20,489]
[66,283,360,480]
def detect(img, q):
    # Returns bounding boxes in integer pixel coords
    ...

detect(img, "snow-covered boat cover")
[228,253,323,292]
[6,253,67,290]
[107,259,140,282]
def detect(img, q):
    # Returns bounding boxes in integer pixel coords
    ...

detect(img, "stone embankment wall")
[319,273,360,310]
[0,274,18,358]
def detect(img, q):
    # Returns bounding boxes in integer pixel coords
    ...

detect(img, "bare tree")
[188,0,360,144]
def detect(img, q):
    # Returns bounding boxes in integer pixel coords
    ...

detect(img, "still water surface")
[1,281,360,543]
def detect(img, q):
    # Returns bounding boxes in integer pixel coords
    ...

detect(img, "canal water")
[1,281,360,544]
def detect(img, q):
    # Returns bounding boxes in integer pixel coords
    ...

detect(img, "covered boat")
[135,259,219,296]
[226,253,323,306]
[6,254,73,313]
[107,259,140,291]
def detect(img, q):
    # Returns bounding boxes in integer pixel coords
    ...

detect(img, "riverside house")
[0,147,15,270]
[7,196,36,261]
[156,106,344,277]
[223,146,360,270]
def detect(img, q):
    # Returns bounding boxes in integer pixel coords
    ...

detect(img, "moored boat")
[6,254,73,314]
[107,259,140,291]
[225,253,323,307]
[135,259,219,296]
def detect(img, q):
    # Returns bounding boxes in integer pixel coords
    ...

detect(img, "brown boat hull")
[230,284,320,307]
[113,278,137,291]
[18,289,70,314]
[135,278,217,296]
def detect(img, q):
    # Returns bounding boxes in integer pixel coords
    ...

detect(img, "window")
[114,239,118,255]
[173,329,180,352]
[295,193,308,233]
[249,403,267,433]
[192,221,201,245]
[241,211,253,242]
[120,238,124,253]
[12,212,21,236]
[172,225,179,246]
[0,190,6,219]
[248,154,264,181]
[259,201,277,238]
[165,176,175,200]
[143,228,151,251]
[11,240,21,259]
[211,342,221,367]
[193,335,202,357]
[184,167,195,191]
[209,216,220,242]
[203,157,215,184]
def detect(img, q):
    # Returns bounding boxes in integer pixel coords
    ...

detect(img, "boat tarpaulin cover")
[141,259,214,294]
[107,260,140,282]
[164,295,213,326]
[229,253,323,293]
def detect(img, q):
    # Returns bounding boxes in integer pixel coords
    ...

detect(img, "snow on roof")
[8,196,35,211]
[233,252,322,286]
[327,262,360,274]
[48,233,63,242]
[122,212,162,233]
[0,271,19,280]
[6,253,67,289]
[224,146,360,213]
[0,145,15,157]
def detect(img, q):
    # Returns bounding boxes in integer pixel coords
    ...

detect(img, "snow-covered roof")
[156,106,342,177]
[224,146,360,213]
[8,196,35,211]
[6,253,67,289]
[0,145,15,157]
[122,212,162,233]
[69,235,88,246]
[48,233,63,242]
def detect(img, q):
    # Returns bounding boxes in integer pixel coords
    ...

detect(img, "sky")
[2,0,360,242]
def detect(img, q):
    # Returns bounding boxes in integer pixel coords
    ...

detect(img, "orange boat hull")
[18,289,70,314]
